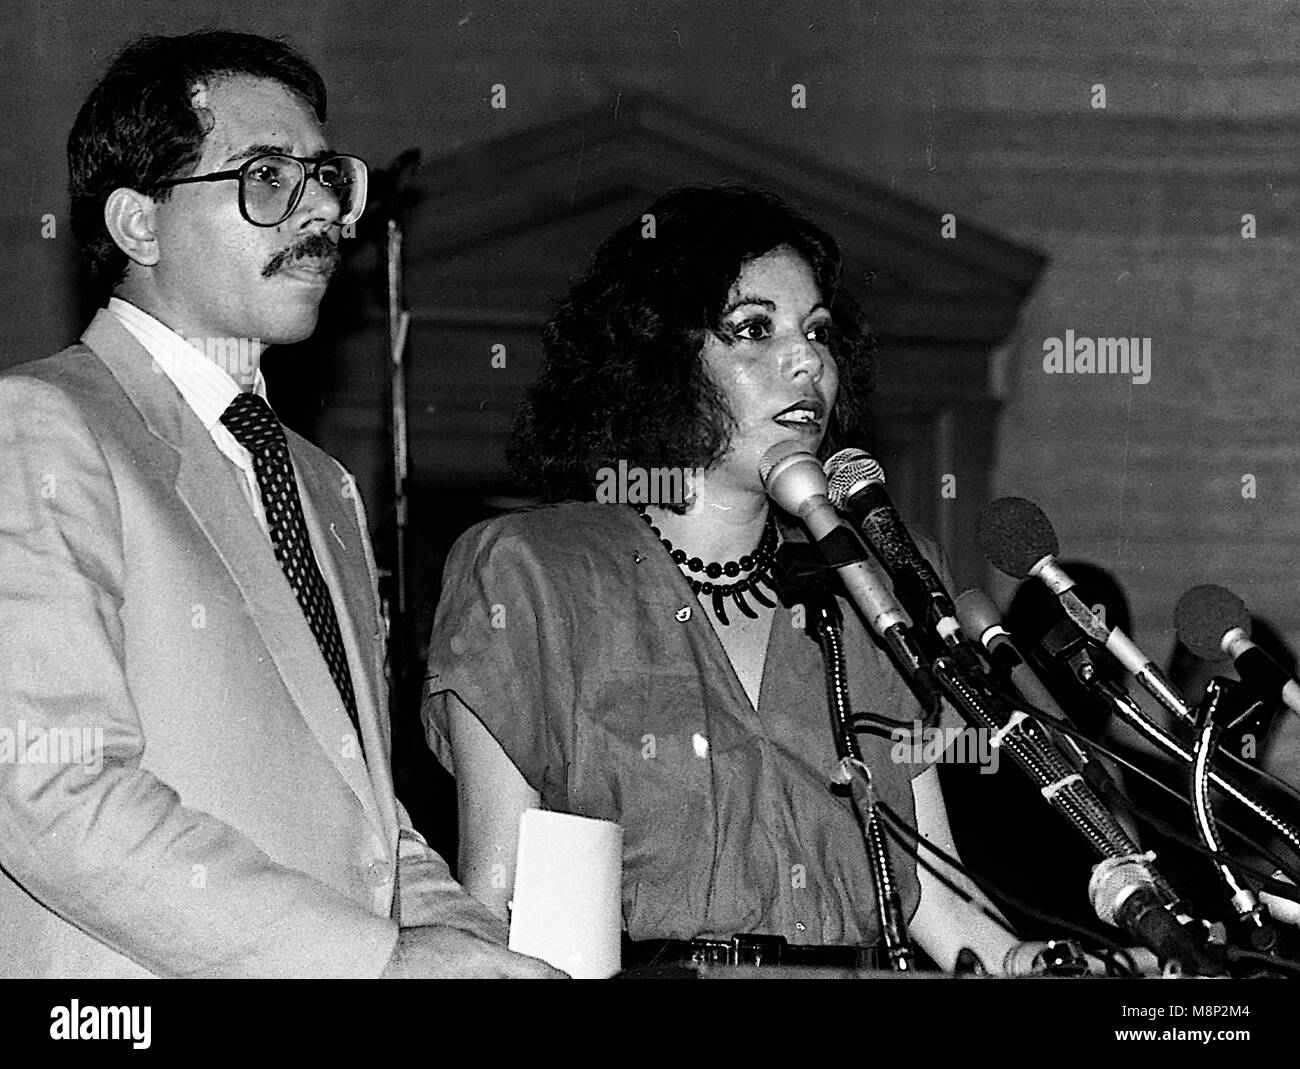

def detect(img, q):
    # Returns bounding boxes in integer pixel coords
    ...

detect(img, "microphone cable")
[1000,696,1300,895]
[868,795,1140,975]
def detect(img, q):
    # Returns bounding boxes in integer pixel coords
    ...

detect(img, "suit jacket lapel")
[81,310,387,838]
[293,448,396,849]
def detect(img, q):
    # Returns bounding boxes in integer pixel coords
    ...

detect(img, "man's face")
[141,75,342,348]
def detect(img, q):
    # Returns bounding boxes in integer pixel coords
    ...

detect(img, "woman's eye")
[807,323,832,345]
[730,318,771,341]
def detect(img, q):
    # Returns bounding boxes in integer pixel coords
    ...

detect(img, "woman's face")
[700,245,840,492]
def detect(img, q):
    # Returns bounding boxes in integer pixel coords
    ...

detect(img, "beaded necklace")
[636,504,781,625]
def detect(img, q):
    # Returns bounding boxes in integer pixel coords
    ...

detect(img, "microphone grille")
[823,447,885,507]
[758,440,809,484]
[1088,856,1157,927]
[978,497,1060,579]
[1174,584,1248,661]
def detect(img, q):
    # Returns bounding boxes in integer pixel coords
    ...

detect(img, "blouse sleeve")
[420,518,576,808]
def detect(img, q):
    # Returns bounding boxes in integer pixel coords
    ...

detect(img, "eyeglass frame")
[154,152,369,228]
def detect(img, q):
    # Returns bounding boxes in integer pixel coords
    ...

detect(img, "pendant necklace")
[636,504,780,626]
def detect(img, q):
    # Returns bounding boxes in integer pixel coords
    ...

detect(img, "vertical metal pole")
[815,604,913,971]
[387,218,411,695]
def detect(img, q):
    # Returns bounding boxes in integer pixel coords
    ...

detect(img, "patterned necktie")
[220,391,363,752]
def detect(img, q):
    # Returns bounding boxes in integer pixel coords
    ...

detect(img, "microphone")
[978,497,1194,726]
[1174,584,1300,717]
[955,587,1134,814]
[822,448,964,649]
[788,472,1160,883]
[1089,857,1226,976]
[1260,871,1300,927]
[760,442,940,712]
[954,588,1071,724]
[976,512,1300,890]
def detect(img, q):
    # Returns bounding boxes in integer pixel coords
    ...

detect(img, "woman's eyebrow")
[721,296,775,316]
[721,298,832,317]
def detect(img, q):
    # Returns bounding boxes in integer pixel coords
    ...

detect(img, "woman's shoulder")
[448,500,642,569]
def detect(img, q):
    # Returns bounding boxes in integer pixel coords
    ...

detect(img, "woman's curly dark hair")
[509,185,876,503]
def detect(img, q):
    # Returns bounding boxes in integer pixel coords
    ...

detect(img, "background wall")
[3,0,1297,674]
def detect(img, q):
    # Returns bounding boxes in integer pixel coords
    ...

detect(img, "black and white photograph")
[0,0,1295,1050]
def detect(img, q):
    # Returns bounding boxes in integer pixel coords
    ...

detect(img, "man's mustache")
[262,233,341,279]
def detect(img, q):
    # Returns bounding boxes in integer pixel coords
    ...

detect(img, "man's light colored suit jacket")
[0,310,500,977]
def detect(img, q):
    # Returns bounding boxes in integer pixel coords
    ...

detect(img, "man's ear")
[104,187,161,267]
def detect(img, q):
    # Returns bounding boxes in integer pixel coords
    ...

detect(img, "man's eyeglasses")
[156,153,368,228]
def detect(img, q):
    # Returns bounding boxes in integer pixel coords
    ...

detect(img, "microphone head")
[1088,856,1157,928]
[823,447,885,508]
[954,588,1003,643]
[758,439,807,482]
[759,441,827,515]
[978,497,1059,579]
[1174,584,1248,661]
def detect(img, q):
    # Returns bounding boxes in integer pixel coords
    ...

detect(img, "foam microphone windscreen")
[1174,584,1249,661]
[954,588,1002,641]
[977,497,1059,579]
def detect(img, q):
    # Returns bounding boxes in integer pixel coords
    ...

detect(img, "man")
[0,30,558,978]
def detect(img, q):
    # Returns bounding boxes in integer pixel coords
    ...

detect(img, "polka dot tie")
[221,392,363,753]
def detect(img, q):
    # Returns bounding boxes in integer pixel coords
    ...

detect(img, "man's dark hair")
[509,185,876,504]
[68,31,327,289]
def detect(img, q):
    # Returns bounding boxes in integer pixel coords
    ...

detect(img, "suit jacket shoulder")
[0,312,403,978]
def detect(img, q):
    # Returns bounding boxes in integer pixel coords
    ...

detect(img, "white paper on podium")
[508,808,623,978]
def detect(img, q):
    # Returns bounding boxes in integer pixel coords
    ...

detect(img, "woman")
[422,186,1025,972]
